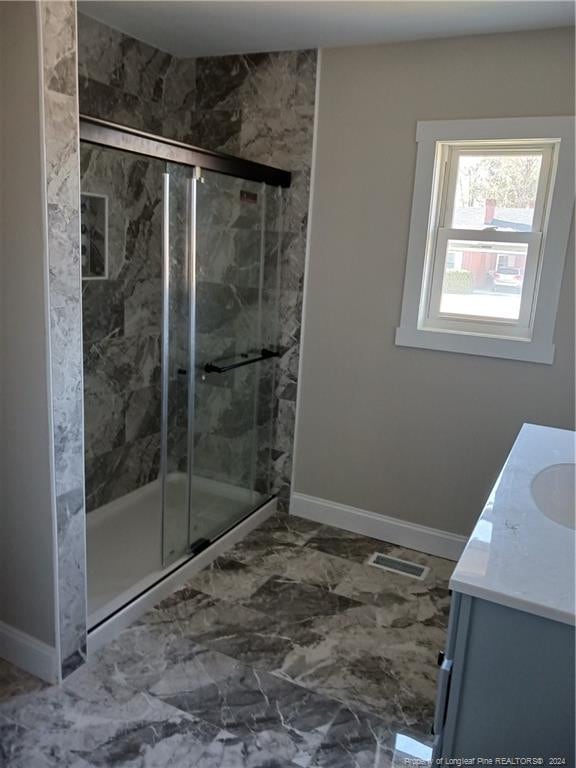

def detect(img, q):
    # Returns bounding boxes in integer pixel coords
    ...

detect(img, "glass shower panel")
[259,185,284,499]
[162,163,194,566]
[81,143,167,617]
[191,169,276,544]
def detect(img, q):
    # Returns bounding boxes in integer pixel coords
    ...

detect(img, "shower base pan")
[86,472,274,633]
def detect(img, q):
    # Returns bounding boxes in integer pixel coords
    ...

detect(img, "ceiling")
[79,1,575,58]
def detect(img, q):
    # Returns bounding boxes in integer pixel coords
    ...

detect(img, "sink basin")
[531,463,575,529]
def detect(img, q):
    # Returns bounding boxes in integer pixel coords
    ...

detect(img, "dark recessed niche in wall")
[81,193,108,279]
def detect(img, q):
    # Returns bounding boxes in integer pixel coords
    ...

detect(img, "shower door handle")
[203,348,280,374]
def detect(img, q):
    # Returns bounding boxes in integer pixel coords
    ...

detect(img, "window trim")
[396,117,574,364]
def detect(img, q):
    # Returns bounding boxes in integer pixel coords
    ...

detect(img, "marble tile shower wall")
[40,1,87,677]
[78,13,316,507]
[81,146,165,511]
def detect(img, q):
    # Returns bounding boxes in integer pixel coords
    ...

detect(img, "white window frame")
[396,117,574,364]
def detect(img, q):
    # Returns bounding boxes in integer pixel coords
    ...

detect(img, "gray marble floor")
[0,513,452,767]
[0,660,46,705]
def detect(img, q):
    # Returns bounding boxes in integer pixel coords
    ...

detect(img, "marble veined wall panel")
[40,0,86,677]
[78,14,317,508]
[81,144,164,511]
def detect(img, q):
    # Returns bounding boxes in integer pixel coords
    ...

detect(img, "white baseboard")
[290,493,466,561]
[0,620,59,684]
[87,497,277,655]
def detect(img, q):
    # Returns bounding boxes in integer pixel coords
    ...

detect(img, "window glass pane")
[439,239,528,321]
[451,153,542,232]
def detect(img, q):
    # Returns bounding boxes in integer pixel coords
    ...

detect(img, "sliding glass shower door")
[161,166,282,566]
[82,130,284,618]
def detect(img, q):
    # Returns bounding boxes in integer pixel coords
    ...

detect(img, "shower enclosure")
[80,118,289,626]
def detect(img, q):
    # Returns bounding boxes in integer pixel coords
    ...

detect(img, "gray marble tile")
[1,518,444,765]
[195,54,291,111]
[248,512,322,547]
[79,75,159,137]
[81,281,125,345]
[185,556,271,602]
[333,546,453,625]
[84,334,161,396]
[48,204,81,310]
[84,610,340,768]
[45,92,79,212]
[78,15,317,526]
[275,602,444,730]
[125,385,161,443]
[216,538,351,595]
[0,661,46,705]
[306,527,392,565]
[310,705,397,768]
[41,1,86,679]
[83,373,125,459]
[85,432,161,512]
[56,487,88,667]
[124,278,163,338]
[152,647,340,740]
[244,576,363,624]
[78,13,172,106]
[193,431,255,488]
[0,681,219,768]
[182,110,242,155]
[238,107,315,173]
[195,731,309,768]
[41,1,76,97]
[143,588,319,674]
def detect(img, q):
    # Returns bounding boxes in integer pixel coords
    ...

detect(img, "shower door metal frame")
[79,115,291,188]
[160,171,171,567]
[185,169,200,555]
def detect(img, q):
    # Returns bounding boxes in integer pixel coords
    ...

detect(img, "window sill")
[395,326,554,364]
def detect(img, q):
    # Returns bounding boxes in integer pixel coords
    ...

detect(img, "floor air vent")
[367,552,429,580]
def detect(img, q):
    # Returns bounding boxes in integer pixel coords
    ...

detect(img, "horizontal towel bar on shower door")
[176,349,279,377]
[204,348,280,374]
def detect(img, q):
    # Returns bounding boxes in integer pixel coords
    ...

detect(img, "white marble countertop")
[450,423,575,626]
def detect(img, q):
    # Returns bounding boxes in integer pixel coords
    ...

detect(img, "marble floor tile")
[309,707,433,768]
[332,551,452,629]
[305,526,393,565]
[223,531,297,571]
[243,576,363,623]
[250,512,322,547]
[221,511,321,570]
[185,556,271,601]
[153,653,340,767]
[309,705,397,768]
[2,516,449,766]
[274,605,444,731]
[245,546,354,591]
[0,683,221,768]
[84,620,223,696]
[143,587,321,676]
[0,659,46,704]
[195,729,311,768]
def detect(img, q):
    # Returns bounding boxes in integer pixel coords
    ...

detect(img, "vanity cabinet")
[432,590,575,761]
[431,424,575,761]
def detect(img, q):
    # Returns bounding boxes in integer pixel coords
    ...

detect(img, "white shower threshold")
[86,472,274,633]
[87,495,276,654]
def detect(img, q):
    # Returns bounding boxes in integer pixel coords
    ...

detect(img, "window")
[396,117,574,364]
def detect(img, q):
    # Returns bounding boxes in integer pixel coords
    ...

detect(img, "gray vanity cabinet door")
[431,591,464,761]
[439,593,575,761]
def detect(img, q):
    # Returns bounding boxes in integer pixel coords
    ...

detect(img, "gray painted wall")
[294,28,575,536]
[0,1,56,647]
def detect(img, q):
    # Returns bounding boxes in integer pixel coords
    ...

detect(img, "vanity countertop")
[450,423,575,626]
